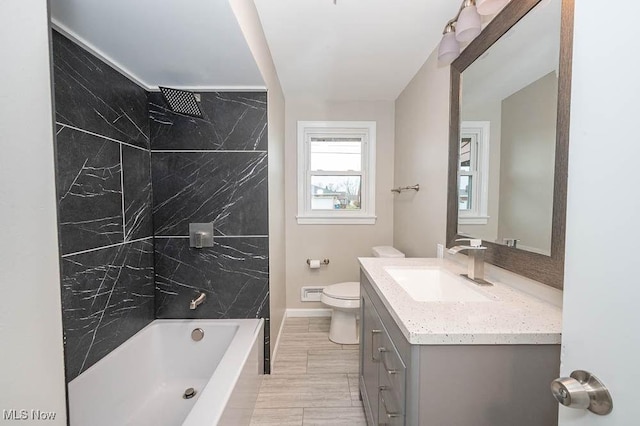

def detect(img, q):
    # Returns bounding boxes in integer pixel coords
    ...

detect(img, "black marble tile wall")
[61,240,154,381]
[122,145,153,241]
[154,238,269,319]
[56,126,123,254]
[52,30,154,382]
[151,151,268,236]
[149,92,270,365]
[52,31,149,149]
[148,92,267,151]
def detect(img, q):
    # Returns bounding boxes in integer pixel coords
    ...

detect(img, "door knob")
[550,370,613,415]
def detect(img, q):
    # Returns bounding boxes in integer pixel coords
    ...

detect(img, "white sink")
[383,267,493,302]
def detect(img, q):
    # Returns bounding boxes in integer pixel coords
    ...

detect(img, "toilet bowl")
[321,281,360,344]
[321,246,405,344]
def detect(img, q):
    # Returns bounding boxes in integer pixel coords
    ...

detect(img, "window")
[458,121,490,225]
[297,121,376,225]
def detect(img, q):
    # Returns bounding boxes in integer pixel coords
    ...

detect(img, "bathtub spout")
[190,292,206,310]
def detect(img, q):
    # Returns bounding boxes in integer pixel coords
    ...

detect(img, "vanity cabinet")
[360,285,406,425]
[359,271,561,426]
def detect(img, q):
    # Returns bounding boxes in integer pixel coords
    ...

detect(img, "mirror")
[447,0,574,289]
[458,0,561,256]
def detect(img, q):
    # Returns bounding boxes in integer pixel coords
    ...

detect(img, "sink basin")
[383,267,493,302]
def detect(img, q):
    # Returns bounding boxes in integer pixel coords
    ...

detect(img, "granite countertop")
[358,257,562,345]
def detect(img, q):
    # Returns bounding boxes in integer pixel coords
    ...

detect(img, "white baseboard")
[286,308,332,318]
[270,314,287,372]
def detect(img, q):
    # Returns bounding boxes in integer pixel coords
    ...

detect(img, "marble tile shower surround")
[154,238,269,319]
[52,29,271,380]
[148,91,267,151]
[151,151,268,236]
[60,240,154,381]
[148,91,271,368]
[52,30,154,381]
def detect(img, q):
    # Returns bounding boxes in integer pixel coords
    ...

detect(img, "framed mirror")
[447,0,574,289]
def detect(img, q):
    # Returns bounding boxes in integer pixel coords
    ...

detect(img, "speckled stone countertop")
[358,257,562,345]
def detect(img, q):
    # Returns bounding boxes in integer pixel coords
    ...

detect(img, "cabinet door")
[361,289,383,425]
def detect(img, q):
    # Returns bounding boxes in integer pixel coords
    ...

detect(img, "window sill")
[458,216,489,225]
[296,215,377,225]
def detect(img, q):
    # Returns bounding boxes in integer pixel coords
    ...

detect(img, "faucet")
[190,292,206,310]
[448,238,492,286]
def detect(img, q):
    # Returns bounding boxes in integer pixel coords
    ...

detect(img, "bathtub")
[68,319,264,426]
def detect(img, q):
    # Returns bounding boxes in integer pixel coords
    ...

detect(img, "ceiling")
[254,0,460,101]
[50,0,265,90]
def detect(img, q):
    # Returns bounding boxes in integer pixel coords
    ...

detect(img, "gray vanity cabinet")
[360,286,382,424]
[360,274,410,425]
[359,271,561,426]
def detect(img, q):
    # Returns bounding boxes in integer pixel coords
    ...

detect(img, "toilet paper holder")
[306,259,330,266]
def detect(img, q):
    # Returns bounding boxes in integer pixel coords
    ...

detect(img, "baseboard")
[285,308,332,318]
[270,314,287,371]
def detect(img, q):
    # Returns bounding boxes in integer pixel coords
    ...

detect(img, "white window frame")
[297,121,376,225]
[458,121,490,225]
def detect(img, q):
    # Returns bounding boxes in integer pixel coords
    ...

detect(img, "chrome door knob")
[550,370,613,415]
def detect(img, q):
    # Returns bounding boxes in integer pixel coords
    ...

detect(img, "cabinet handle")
[371,329,381,361]
[379,386,402,422]
[378,347,398,375]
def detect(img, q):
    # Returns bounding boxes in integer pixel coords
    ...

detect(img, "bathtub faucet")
[190,292,206,310]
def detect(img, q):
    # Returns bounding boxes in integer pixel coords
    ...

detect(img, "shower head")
[159,87,203,118]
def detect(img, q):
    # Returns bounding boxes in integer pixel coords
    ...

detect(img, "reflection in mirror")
[457,0,561,256]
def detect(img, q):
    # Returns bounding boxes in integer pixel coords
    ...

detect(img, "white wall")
[0,1,67,423]
[284,99,395,309]
[393,49,450,257]
[559,2,640,424]
[229,0,286,360]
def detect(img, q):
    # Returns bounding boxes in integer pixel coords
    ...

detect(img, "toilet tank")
[371,246,405,258]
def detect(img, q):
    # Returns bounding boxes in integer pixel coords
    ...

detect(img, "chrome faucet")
[190,292,206,310]
[448,239,492,286]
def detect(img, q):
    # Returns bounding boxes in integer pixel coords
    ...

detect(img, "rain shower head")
[159,87,203,118]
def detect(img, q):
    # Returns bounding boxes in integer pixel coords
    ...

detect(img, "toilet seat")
[322,282,359,300]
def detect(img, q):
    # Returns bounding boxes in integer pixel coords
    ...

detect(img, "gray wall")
[52,30,155,381]
[393,48,450,257]
[284,99,395,309]
[499,72,557,255]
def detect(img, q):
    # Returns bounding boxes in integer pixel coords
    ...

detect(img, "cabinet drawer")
[378,329,406,407]
[378,385,404,426]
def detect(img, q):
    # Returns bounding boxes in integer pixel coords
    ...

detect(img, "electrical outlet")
[436,244,444,259]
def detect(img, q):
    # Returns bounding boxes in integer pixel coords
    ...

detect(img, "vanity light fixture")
[437,0,512,65]
[437,22,461,65]
[456,0,482,42]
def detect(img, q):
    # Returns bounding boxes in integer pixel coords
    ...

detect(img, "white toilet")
[321,246,405,344]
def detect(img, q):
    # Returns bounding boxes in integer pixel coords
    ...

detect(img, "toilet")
[321,246,405,344]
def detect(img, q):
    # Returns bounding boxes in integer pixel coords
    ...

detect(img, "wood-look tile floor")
[250,317,366,426]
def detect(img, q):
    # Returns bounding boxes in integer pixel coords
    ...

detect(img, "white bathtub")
[68,319,264,426]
